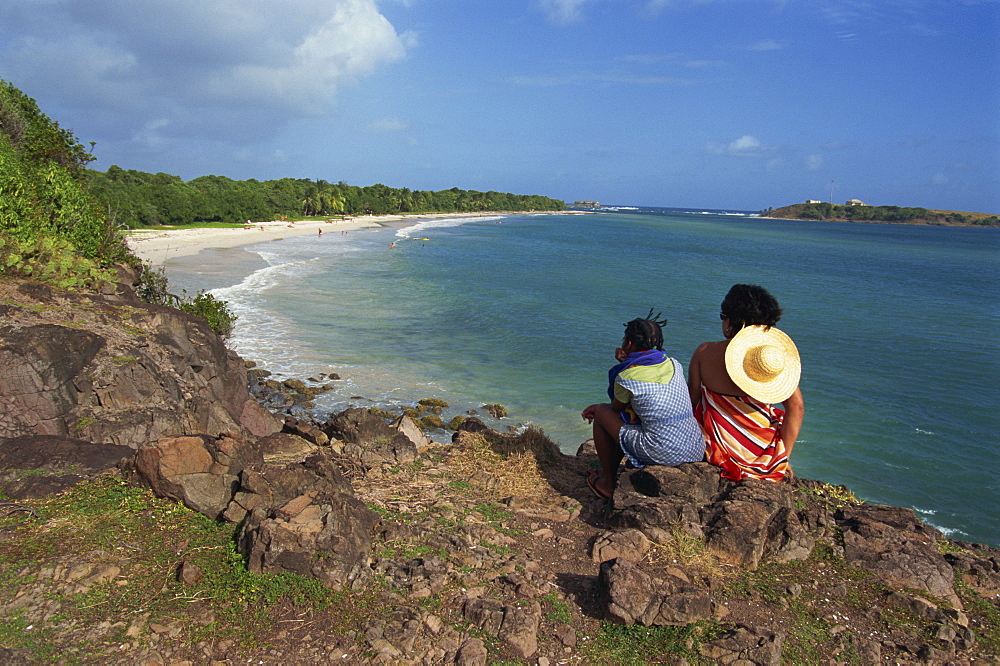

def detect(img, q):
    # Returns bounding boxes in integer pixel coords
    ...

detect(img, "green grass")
[474,504,512,522]
[957,581,1000,655]
[0,476,376,660]
[541,591,572,624]
[586,621,724,664]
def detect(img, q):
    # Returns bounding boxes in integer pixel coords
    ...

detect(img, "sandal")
[586,472,612,500]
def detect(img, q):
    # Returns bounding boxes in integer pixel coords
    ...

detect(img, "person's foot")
[586,470,613,500]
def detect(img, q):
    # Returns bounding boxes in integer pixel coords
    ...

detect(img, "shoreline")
[135,209,996,547]
[126,211,581,264]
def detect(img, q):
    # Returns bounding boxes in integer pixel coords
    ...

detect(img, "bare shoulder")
[692,339,726,359]
[691,340,715,357]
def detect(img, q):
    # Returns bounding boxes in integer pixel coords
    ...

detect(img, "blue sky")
[1,0,997,212]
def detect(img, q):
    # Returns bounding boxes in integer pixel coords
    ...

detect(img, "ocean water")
[163,207,1000,546]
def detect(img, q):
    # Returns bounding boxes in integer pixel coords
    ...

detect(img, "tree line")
[766,202,1000,227]
[86,168,564,228]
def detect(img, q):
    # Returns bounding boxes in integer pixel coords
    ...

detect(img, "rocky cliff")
[0,272,280,449]
[0,274,997,664]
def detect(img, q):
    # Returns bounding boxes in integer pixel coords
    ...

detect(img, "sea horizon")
[162,205,1000,547]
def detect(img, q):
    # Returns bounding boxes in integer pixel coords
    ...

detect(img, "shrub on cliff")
[0,79,132,287]
[178,290,238,339]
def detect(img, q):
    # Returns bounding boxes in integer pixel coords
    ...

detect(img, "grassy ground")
[1,440,997,663]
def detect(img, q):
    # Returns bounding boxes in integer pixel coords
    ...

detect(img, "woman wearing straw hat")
[688,284,804,481]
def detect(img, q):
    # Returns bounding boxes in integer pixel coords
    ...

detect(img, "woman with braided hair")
[581,310,705,499]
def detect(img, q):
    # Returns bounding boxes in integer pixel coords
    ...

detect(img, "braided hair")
[622,308,667,351]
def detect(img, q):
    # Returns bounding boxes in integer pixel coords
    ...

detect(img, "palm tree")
[301,192,317,216]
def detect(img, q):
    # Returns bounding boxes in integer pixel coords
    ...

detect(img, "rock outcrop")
[0,434,132,498]
[132,432,263,520]
[2,275,998,664]
[0,279,281,448]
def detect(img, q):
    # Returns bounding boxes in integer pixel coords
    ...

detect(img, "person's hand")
[614,347,627,362]
[581,404,597,423]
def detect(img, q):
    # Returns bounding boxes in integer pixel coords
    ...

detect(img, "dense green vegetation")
[0,80,131,289]
[86,169,564,228]
[765,202,1000,227]
[0,81,234,334]
[0,78,561,337]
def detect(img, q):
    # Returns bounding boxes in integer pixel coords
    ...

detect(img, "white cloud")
[539,0,593,24]
[644,0,677,14]
[133,118,172,148]
[806,154,824,171]
[0,0,410,143]
[684,59,727,68]
[729,135,762,151]
[707,134,776,157]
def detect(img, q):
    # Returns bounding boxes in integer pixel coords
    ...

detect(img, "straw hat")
[725,325,801,403]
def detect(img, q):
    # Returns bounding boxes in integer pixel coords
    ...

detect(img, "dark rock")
[131,432,263,520]
[698,624,784,665]
[626,462,726,503]
[455,638,487,666]
[0,324,105,439]
[178,561,203,585]
[700,479,797,564]
[382,556,450,596]
[0,434,132,498]
[554,623,577,647]
[838,504,960,607]
[452,417,492,439]
[323,408,395,443]
[256,432,317,458]
[0,290,280,448]
[575,438,597,457]
[591,528,650,563]
[321,408,417,465]
[462,596,540,658]
[238,489,378,590]
[613,465,815,568]
[224,450,354,523]
[599,557,713,626]
[282,415,329,446]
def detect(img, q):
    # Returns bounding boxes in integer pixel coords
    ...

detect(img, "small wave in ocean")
[927,523,967,539]
[396,215,503,238]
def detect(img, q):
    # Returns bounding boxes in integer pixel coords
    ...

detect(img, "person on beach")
[581,311,705,499]
[688,284,804,482]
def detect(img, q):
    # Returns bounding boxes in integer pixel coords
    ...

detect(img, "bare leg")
[591,403,625,497]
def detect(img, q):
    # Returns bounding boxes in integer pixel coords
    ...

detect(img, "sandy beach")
[126,212,516,264]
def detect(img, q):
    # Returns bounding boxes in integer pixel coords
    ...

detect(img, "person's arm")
[582,397,629,423]
[779,387,804,455]
[688,343,707,407]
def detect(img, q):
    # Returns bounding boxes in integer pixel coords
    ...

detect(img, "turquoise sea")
[164,207,1000,546]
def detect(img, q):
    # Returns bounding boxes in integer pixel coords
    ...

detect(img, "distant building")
[574,200,600,208]
[806,199,822,204]
[846,199,867,206]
